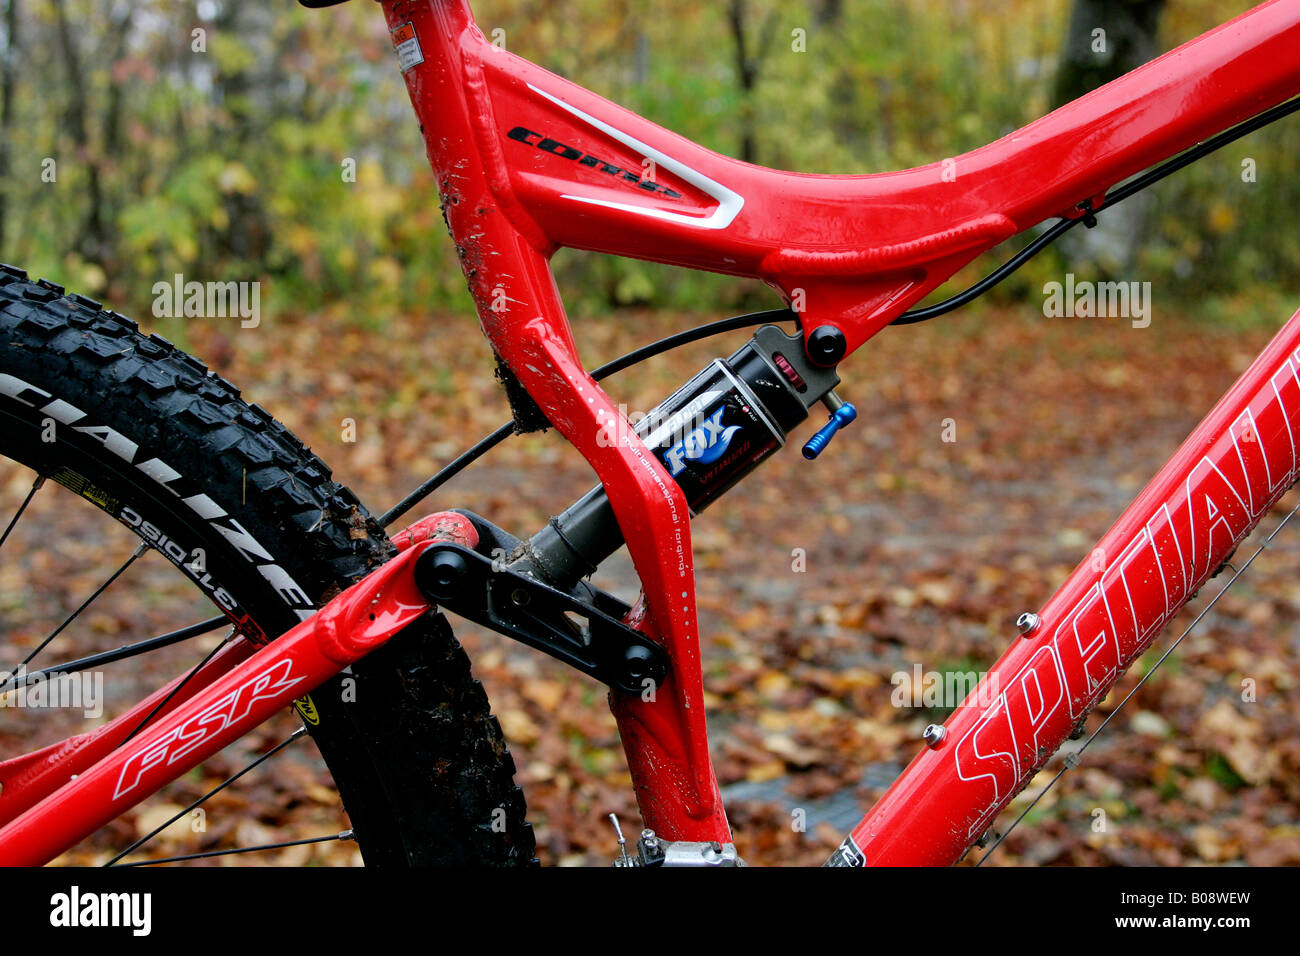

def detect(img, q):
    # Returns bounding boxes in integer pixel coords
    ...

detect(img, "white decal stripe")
[136,457,182,490]
[639,388,724,447]
[182,493,226,520]
[527,83,744,231]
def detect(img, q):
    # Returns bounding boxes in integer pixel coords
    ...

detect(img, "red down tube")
[0,541,438,866]
[837,308,1300,867]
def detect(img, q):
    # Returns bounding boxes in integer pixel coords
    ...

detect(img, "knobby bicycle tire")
[0,265,535,865]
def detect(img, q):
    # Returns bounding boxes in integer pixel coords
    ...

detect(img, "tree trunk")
[727,0,759,164]
[1053,0,1167,107]
[0,0,18,252]
[1053,0,1167,274]
[726,0,777,165]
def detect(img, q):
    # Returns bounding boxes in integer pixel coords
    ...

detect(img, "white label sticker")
[391,22,424,73]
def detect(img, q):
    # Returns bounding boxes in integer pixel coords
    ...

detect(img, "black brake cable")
[382,96,1300,527]
[379,308,796,527]
[892,94,1300,325]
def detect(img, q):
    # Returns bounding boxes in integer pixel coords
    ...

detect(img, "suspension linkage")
[414,540,667,694]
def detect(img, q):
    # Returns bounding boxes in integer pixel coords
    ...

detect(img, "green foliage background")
[2,0,1298,329]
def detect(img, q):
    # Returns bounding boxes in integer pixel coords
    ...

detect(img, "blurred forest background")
[2,1,1300,867]
[1,0,1298,327]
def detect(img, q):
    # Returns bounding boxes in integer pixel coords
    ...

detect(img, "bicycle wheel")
[0,265,534,865]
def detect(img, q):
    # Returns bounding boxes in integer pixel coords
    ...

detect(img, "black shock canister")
[518,325,839,589]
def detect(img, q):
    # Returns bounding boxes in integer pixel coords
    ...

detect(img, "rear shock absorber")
[515,324,854,590]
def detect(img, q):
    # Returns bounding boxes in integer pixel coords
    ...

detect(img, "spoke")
[0,475,44,553]
[118,628,234,746]
[117,830,354,866]
[0,616,229,694]
[975,499,1300,866]
[106,727,308,866]
[7,540,147,675]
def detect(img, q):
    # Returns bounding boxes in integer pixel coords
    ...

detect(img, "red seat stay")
[382,0,1300,845]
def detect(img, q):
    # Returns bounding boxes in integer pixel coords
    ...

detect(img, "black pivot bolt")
[806,325,847,367]
[621,644,658,686]
[415,548,470,602]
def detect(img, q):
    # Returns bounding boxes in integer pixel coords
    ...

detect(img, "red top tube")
[402,0,1300,357]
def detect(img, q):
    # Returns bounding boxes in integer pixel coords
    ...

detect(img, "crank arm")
[0,540,439,866]
[414,543,667,694]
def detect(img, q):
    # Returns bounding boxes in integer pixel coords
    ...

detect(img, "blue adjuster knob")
[802,394,857,460]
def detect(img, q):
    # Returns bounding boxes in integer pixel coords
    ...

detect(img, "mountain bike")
[1,0,1298,866]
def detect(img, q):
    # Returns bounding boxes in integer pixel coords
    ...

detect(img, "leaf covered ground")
[5,300,1300,866]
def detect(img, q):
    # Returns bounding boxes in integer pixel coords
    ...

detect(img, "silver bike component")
[609,813,630,866]
[661,840,743,867]
[922,723,946,747]
[1016,611,1040,636]
[615,828,744,866]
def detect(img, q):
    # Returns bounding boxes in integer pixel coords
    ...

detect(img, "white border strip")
[528,83,744,231]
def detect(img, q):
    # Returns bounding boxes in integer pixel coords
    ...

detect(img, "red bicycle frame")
[2,0,1299,865]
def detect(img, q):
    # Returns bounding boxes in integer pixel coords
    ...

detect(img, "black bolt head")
[806,325,847,366]
[622,644,657,683]
[415,548,469,602]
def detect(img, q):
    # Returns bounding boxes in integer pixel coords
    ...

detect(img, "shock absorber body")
[517,324,848,589]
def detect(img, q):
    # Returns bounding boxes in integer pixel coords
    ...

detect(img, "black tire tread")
[0,265,534,865]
